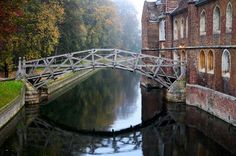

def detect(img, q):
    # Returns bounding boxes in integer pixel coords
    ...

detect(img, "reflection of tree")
[41,69,140,130]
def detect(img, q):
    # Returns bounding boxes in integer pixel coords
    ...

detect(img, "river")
[0,69,236,156]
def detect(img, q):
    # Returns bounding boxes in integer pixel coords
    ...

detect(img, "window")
[173,18,178,40]
[207,50,214,73]
[226,3,232,33]
[186,17,188,37]
[159,20,166,41]
[213,6,221,34]
[200,10,206,35]
[199,50,206,71]
[180,18,184,38]
[222,49,231,77]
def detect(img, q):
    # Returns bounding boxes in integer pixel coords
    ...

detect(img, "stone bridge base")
[165,74,186,102]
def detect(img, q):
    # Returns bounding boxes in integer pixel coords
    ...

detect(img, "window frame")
[213,6,221,34]
[222,49,231,77]
[200,10,206,36]
[199,50,206,72]
[207,50,214,74]
[226,2,233,33]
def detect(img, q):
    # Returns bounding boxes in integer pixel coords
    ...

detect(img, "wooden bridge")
[17,49,185,89]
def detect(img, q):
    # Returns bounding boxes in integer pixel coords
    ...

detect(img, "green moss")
[0,80,23,110]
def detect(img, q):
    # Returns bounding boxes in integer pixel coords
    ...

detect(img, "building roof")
[171,0,188,16]
[195,0,213,6]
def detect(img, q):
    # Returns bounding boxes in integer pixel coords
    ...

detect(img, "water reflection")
[1,70,236,156]
[41,69,141,131]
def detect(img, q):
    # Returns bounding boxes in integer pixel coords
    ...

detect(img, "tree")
[0,0,64,77]
[0,0,25,77]
[57,0,122,54]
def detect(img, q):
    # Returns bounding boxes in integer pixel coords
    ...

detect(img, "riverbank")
[0,81,24,109]
[0,81,25,129]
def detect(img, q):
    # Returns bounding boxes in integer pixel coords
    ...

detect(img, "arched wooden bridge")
[17,49,185,89]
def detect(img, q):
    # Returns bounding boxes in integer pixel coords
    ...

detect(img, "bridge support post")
[165,73,186,102]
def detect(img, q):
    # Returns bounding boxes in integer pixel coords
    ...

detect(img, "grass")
[0,80,23,110]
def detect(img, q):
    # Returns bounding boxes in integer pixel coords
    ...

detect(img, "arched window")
[213,6,221,34]
[200,10,206,35]
[222,49,231,77]
[207,50,214,73]
[173,18,178,40]
[186,17,188,37]
[159,19,166,40]
[180,18,184,38]
[226,3,232,33]
[199,50,206,71]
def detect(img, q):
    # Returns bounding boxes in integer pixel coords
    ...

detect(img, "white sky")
[128,0,156,25]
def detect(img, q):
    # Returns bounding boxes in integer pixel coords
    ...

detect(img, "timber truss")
[18,49,185,89]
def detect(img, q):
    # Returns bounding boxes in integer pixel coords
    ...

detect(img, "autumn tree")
[57,0,122,54]
[0,0,64,77]
[0,0,25,77]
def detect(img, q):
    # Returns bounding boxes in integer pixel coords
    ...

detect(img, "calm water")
[1,69,236,156]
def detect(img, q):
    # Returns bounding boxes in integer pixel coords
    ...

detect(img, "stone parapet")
[186,84,236,126]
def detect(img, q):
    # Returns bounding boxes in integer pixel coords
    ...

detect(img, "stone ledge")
[186,84,236,126]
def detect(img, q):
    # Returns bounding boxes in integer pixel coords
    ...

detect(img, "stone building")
[142,0,236,126]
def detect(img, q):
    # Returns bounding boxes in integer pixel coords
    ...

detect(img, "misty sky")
[128,0,156,23]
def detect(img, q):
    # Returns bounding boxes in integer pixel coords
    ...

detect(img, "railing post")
[113,49,117,68]
[92,49,95,68]
[16,57,22,79]
[22,57,26,78]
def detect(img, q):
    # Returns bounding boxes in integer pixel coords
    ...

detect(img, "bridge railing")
[17,49,185,89]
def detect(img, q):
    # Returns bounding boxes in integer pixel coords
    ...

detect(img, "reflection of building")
[142,0,236,126]
[141,87,164,121]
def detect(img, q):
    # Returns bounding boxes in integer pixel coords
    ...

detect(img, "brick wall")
[186,84,236,126]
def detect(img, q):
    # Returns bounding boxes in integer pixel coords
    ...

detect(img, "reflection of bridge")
[19,112,177,155]
[17,49,184,89]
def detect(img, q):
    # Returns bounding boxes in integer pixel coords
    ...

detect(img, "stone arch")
[199,50,206,72]
[200,10,206,35]
[173,18,178,40]
[207,50,214,73]
[222,49,231,77]
[180,18,184,38]
[213,6,221,34]
[226,2,233,33]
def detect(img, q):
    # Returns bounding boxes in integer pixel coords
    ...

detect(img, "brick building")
[142,0,236,126]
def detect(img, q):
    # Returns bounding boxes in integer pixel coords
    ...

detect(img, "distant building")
[142,0,236,126]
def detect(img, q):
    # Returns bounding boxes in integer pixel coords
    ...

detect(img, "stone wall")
[186,84,236,126]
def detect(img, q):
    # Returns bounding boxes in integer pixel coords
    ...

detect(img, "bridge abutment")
[165,74,186,103]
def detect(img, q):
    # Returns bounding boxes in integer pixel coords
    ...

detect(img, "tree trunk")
[4,62,8,78]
